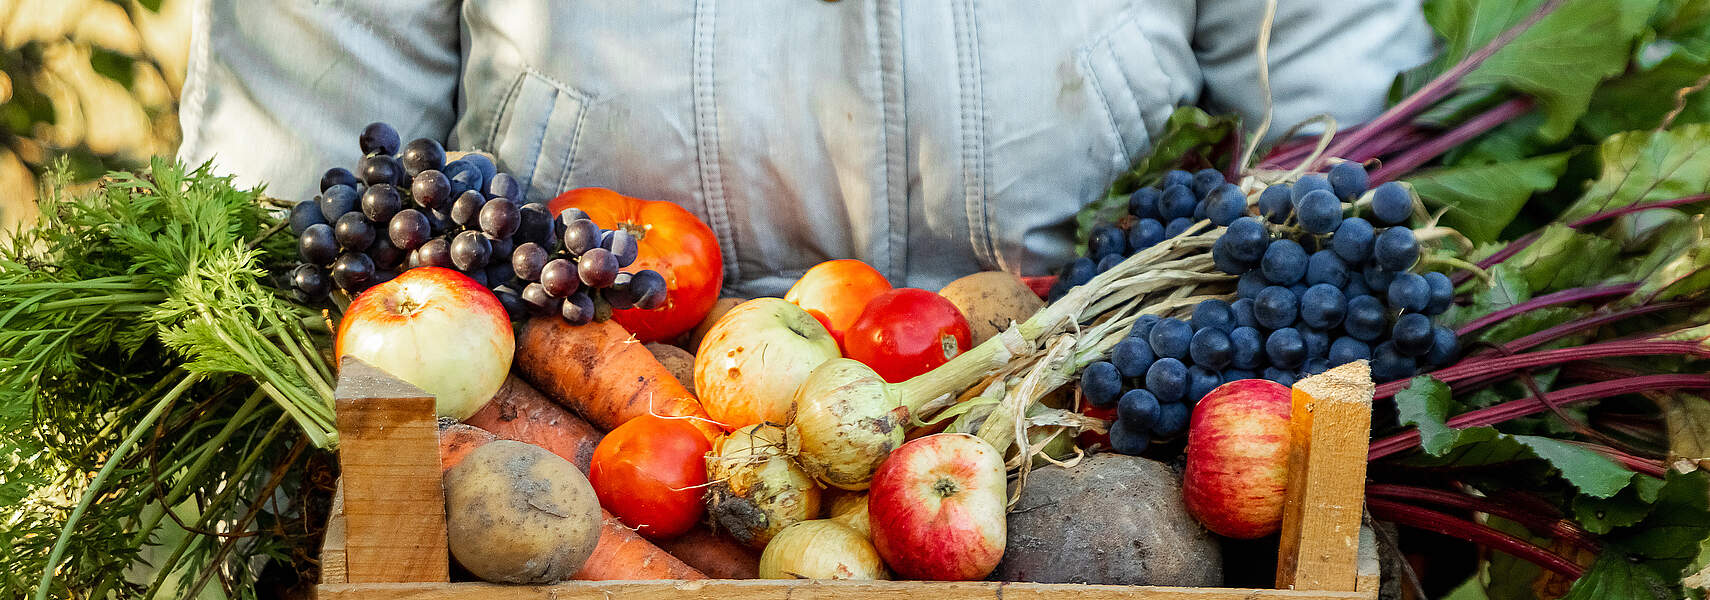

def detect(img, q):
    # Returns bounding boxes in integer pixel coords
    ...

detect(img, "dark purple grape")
[330,252,376,292]
[606,272,637,309]
[388,209,431,250]
[450,230,491,271]
[478,197,520,238]
[512,243,549,281]
[540,258,579,297]
[607,229,639,267]
[290,200,327,234]
[416,237,452,268]
[321,167,359,192]
[521,282,560,316]
[558,208,591,226]
[358,154,405,187]
[560,291,595,325]
[493,285,527,320]
[488,172,525,204]
[450,190,486,226]
[367,233,404,269]
[578,248,619,288]
[514,203,554,248]
[629,270,667,310]
[334,212,376,251]
[486,235,514,262]
[598,229,615,250]
[400,138,446,177]
[359,122,400,155]
[319,184,360,222]
[428,208,452,234]
[485,259,515,288]
[561,218,601,256]
[465,269,490,288]
[462,154,497,194]
[292,263,330,299]
[411,170,452,210]
[361,184,403,222]
[372,270,398,286]
[448,162,485,197]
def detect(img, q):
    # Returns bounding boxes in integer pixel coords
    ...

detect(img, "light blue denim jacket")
[178,0,1430,297]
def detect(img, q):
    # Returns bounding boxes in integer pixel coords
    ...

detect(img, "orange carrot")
[573,510,709,581]
[437,421,498,474]
[654,526,760,579]
[435,423,707,581]
[464,375,605,471]
[517,317,722,441]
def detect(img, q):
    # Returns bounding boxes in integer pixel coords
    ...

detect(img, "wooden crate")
[318,358,1380,600]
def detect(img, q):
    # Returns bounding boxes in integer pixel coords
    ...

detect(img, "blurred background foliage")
[0,0,188,233]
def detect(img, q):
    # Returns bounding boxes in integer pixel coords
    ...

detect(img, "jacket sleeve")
[1192,0,1435,141]
[176,0,461,204]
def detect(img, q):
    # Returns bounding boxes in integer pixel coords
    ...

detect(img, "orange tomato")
[784,259,892,351]
[549,188,723,343]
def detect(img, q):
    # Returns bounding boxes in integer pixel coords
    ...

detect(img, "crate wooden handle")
[1275,361,1375,591]
[332,356,450,583]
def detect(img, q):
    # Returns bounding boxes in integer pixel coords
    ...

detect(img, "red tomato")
[549,188,723,343]
[784,259,892,350]
[588,414,712,539]
[843,288,973,383]
[1075,392,1117,449]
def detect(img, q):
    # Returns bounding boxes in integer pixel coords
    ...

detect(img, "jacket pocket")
[484,68,594,200]
[1077,9,1175,165]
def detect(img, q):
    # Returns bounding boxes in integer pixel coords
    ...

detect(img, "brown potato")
[645,342,696,395]
[938,272,1045,346]
[444,440,602,583]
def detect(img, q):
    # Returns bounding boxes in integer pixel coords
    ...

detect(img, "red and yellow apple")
[335,267,513,419]
[868,433,1006,580]
[694,298,841,430]
[1181,378,1292,539]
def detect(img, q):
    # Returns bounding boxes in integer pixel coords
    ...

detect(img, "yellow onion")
[758,520,888,580]
[828,494,870,538]
[788,348,1009,490]
[706,424,822,548]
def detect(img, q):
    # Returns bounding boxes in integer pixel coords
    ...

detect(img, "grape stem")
[1454,283,1640,337]
[1318,0,1565,165]
[1366,498,1587,578]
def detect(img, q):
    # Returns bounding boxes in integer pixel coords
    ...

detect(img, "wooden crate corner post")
[1275,360,1377,592]
[331,356,450,584]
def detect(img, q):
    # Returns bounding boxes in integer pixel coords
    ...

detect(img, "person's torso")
[447,0,1200,297]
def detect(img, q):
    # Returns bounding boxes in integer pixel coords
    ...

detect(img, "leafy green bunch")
[0,159,335,599]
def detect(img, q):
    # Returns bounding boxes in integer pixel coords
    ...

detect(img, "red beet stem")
[1456,283,1640,337]
[1376,340,1710,399]
[1499,301,1697,354]
[1366,484,1599,552]
[1367,498,1587,578]
[1319,0,1565,165]
[1369,98,1535,185]
[1369,374,1710,460]
[1567,194,1710,228]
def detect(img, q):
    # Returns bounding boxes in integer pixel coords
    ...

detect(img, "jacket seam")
[693,0,740,287]
[878,0,906,283]
[484,71,528,151]
[555,93,590,196]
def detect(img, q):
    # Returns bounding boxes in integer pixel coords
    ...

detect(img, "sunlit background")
[0,0,188,232]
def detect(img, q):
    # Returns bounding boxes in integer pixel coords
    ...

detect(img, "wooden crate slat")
[1275,362,1375,591]
[316,580,1375,600]
[334,356,450,584]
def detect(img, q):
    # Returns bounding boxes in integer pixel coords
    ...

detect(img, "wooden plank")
[335,356,450,584]
[316,580,1374,600]
[319,482,348,585]
[1275,361,1375,592]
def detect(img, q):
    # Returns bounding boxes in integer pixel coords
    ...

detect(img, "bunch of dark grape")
[286,121,666,325]
[1073,164,1459,455]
